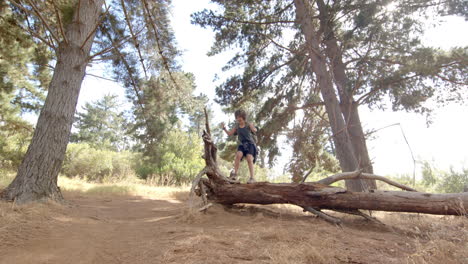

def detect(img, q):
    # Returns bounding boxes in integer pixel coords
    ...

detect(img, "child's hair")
[234,109,247,120]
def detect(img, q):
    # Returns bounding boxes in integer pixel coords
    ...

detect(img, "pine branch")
[255,56,298,87]
[89,32,138,60]
[216,16,298,25]
[435,73,467,86]
[356,73,421,105]
[100,30,152,133]
[120,0,148,79]
[258,32,298,54]
[0,16,56,50]
[141,0,181,90]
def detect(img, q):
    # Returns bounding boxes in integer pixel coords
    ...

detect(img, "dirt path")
[1,192,467,264]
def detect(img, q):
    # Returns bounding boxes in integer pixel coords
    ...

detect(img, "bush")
[0,129,31,169]
[384,162,468,193]
[62,143,136,182]
[135,130,205,186]
[437,168,468,193]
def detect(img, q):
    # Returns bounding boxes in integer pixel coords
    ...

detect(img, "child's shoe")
[247,178,256,184]
[229,170,237,181]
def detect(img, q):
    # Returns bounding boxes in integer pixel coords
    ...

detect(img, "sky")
[76,0,468,178]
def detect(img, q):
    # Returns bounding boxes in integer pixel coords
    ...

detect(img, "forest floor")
[1,178,468,264]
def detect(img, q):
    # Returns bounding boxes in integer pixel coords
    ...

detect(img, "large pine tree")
[2,0,189,203]
[192,0,467,191]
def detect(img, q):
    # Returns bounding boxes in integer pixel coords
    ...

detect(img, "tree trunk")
[205,182,467,216]
[194,116,468,218]
[294,0,368,192]
[1,0,105,203]
[316,0,376,190]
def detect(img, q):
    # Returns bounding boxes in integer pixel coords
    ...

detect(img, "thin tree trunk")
[2,0,105,203]
[294,0,368,191]
[316,0,376,189]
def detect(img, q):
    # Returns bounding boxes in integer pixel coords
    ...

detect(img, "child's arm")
[221,122,236,136]
[248,123,257,133]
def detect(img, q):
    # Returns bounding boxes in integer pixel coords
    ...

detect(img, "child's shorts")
[237,142,257,163]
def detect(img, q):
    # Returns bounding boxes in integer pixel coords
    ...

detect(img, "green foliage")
[287,110,340,182]
[192,0,467,172]
[0,168,15,188]
[385,161,468,193]
[0,3,51,109]
[134,129,204,186]
[57,0,78,26]
[71,94,128,151]
[0,2,51,169]
[436,168,468,193]
[421,160,438,187]
[0,126,31,169]
[62,143,135,182]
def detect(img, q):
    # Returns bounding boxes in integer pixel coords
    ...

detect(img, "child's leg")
[246,154,255,182]
[234,151,243,174]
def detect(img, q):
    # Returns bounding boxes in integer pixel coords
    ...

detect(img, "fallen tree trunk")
[202,181,467,215]
[194,109,467,217]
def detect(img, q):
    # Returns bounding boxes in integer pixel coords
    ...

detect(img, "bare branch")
[302,206,342,225]
[435,73,467,86]
[300,167,315,183]
[23,0,61,44]
[289,102,325,111]
[317,170,417,192]
[221,17,298,25]
[76,0,81,20]
[85,73,118,82]
[258,32,297,54]
[50,0,68,44]
[190,168,208,193]
[89,33,135,60]
[80,4,111,50]
[204,107,211,136]
[141,0,182,90]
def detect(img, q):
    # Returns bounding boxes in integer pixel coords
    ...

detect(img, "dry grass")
[381,213,468,264]
[1,172,190,200]
[1,174,467,264]
[58,175,190,199]
[0,200,61,250]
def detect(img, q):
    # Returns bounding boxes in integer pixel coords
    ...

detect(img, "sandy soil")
[1,191,467,264]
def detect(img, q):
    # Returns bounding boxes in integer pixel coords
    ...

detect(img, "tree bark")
[316,0,376,190]
[205,182,467,216]
[293,0,369,192]
[1,0,105,203]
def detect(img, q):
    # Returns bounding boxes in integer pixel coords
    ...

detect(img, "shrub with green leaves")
[0,128,31,169]
[135,130,205,186]
[62,143,135,182]
[437,168,468,193]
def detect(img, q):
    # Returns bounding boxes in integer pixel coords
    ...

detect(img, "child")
[221,110,257,183]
